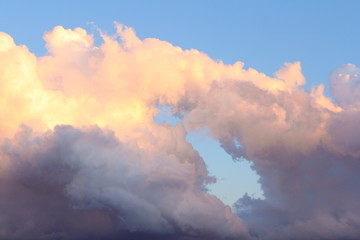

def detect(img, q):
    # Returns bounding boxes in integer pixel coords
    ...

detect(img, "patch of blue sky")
[154,105,263,206]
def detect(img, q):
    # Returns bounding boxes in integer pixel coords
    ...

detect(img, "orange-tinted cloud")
[2,24,359,240]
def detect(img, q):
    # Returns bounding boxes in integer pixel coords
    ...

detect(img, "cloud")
[330,64,360,107]
[1,23,360,239]
[183,61,360,239]
[0,23,292,140]
[0,125,246,239]
[0,24,252,239]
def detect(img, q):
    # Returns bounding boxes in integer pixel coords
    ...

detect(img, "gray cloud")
[2,24,360,240]
[330,64,360,108]
[0,125,247,240]
[184,70,360,239]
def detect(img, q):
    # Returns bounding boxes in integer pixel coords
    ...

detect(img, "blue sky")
[1,0,359,206]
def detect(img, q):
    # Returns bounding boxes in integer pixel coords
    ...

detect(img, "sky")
[1,1,360,240]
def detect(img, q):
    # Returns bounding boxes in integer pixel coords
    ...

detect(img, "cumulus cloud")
[330,63,360,107]
[0,23,252,240]
[1,23,360,240]
[184,61,360,239]
[0,125,246,240]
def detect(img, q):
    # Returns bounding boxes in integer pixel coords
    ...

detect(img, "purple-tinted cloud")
[0,125,247,240]
[1,24,360,240]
